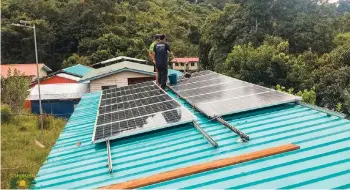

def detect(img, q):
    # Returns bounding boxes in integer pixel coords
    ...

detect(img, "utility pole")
[11,20,44,142]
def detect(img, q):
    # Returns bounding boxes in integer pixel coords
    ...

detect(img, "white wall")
[172,62,198,71]
[89,71,152,92]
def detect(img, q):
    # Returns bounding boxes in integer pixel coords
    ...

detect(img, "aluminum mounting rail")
[216,117,250,142]
[193,121,218,148]
[106,140,113,173]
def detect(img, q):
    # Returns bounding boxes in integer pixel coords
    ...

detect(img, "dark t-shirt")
[153,42,171,69]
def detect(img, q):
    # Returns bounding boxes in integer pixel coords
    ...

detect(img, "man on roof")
[153,34,174,90]
[149,34,161,84]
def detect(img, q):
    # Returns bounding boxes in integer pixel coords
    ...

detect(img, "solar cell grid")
[176,72,216,86]
[96,99,180,126]
[168,70,301,117]
[177,81,251,98]
[178,70,211,81]
[93,81,195,143]
[94,107,192,141]
[172,76,231,92]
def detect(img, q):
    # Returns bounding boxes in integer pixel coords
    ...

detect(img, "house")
[79,61,156,92]
[1,63,52,81]
[92,56,148,68]
[28,83,88,117]
[30,64,94,87]
[171,57,199,71]
[80,61,184,92]
[33,73,349,189]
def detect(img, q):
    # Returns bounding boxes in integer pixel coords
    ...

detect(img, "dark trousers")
[157,68,168,89]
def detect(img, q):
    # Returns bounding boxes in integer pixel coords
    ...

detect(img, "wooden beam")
[100,144,300,189]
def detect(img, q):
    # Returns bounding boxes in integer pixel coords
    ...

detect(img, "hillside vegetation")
[1,0,349,114]
[1,0,212,70]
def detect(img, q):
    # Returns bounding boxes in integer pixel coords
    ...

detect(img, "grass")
[1,113,66,189]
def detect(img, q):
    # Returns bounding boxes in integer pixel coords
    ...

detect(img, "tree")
[199,0,339,71]
[337,0,350,15]
[337,12,350,32]
[1,0,211,70]
[342,89,350,116]
[314,43,350,111]
[1,69,30,113]
[225,36,291,87]
[62,53,90,68]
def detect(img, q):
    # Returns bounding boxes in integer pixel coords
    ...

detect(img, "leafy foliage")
[1,69,30,113]
[1,0,349,115]
[1,105,13,124]
[226,36,350,114]
[225,37,290,87]
[1,0,212,69]
[276,85,317,105]
[200,0,339,70]
[62,53,90,68]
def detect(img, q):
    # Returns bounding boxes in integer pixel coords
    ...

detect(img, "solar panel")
[92,81,195,143]
[169,70,301,118]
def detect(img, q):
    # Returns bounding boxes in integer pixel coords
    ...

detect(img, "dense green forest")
[1,0,350,115]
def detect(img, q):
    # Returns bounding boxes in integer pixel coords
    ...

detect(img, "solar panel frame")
[168,70,301,118]
[92,81,196,143]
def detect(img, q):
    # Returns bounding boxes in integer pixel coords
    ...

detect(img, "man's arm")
[153,44,157,64]
[149,51,155,63]
[166,43,175,59]
[149,42,156,63]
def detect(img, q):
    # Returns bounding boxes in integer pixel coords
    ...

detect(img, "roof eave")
[31,70,82,85]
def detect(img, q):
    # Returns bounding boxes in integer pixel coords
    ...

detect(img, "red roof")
[171,57,199,63]
[1,64,52,78]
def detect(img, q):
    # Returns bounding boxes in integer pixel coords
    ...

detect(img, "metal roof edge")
[92,56,147,66]
[42,64,52,71]
[296,101,346,118]
[31,70,82,85]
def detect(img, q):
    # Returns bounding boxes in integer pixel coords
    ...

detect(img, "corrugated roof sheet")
[33,91,350,189]
[29,83,88,100]
[63,64,94,77]
[79,61,155,82]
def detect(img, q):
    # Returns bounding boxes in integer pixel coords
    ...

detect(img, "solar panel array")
[169,70,301,117]
[93,81,195,143]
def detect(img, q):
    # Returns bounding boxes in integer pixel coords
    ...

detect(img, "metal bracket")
[106,140,113,173]
[193,121,218,148]
[216,117,250,142]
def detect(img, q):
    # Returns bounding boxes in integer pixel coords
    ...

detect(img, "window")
[191,62,196,66]
[181,63,184,66]
[102,85,118,90]
[175,63,179,66]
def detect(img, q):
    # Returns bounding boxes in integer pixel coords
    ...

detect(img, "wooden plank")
[100,144,300,189]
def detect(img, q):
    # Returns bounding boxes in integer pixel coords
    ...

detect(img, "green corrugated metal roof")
[63,64,94,77]
[79,61,155,82]
[33,90,350,189]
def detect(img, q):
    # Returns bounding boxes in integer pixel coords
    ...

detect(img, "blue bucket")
[168,73,177,85]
